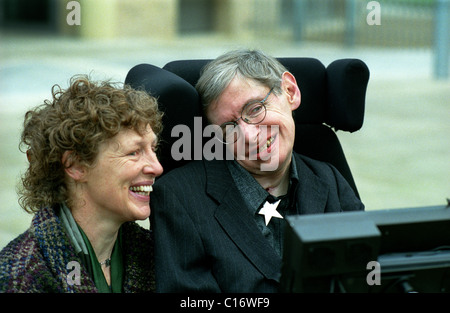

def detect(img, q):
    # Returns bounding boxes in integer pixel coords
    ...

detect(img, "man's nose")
[238,121,260,143]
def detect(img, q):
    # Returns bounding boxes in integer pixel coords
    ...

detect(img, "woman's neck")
[70,202,120,264]
[82,220,119,264]
[72,206,119,286]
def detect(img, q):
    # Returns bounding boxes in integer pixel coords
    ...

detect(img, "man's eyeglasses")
[217,88,274,144]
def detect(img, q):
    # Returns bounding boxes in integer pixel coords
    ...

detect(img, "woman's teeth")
[129,185,153,196]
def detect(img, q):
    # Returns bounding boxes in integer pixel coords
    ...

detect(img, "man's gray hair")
[195,49,287,109]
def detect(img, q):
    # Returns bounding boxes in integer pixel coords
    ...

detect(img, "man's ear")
[281,71,301,111]
[62,151,87,182]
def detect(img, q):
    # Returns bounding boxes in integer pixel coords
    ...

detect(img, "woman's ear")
[281,71,301,111]
[62,151,87,182]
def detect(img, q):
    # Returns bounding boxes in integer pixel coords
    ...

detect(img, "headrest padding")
[326,59,370,132]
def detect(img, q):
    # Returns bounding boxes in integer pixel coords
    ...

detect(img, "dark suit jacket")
[151,152,364,292]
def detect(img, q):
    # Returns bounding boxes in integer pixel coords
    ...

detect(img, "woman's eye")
[128,150,138,156]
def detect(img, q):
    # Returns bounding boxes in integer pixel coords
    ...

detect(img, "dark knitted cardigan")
[0,206,155,293]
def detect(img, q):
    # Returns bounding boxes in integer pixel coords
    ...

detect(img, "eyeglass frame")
[216,87,274,144]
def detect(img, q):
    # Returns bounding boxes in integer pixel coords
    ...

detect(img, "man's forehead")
[207,79,268,123]
[218,78,267,106]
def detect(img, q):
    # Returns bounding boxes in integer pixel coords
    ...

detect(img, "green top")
[78,225,124,293]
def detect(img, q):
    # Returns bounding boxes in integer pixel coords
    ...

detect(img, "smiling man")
[151,49,364,293]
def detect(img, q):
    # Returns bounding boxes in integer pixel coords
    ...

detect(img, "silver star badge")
[258,200,283,226]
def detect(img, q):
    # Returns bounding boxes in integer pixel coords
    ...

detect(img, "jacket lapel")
[293,153,329,215]
[205,160,282,282]
[203,155,330,282]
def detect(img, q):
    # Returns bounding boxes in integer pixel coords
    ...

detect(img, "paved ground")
[1,33,449,249]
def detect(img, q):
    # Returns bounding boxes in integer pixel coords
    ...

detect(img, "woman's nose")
[143,156,163,177]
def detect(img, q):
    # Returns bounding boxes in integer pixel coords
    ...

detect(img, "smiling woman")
[20,76,163,214]
[76,124,163,224]
[0,75,164,293]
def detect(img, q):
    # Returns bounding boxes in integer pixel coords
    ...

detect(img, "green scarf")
[78,226,124,293]
[59,203,124,293]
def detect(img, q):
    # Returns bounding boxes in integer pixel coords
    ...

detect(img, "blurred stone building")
[1,0,438,47]
[0,0,282,39]
[1,0,445,76]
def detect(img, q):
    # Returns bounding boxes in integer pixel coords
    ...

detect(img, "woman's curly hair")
[18,75,163,213]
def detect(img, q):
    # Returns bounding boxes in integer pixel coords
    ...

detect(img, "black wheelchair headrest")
[125,58,369,177]
[125,63,203,172]
[163,58,369,132]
